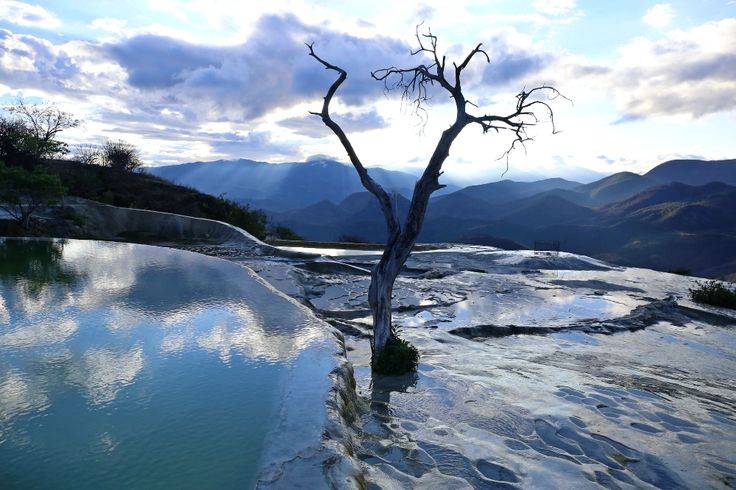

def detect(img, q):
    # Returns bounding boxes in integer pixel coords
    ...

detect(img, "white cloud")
[0,1,60,29]
[565,18,736,121]
[533,0,576,16]
[88,17,128,35]
[643,3,676,28]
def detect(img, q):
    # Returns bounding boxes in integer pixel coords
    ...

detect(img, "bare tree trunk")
[367,125,460,361]
[307,33,565,371]
[368,259,396,359]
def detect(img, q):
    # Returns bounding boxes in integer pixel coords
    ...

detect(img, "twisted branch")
[306,43,400,240]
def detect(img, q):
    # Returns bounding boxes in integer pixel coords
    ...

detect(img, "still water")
[0,238,322,489]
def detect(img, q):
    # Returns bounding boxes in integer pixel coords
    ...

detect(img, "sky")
[1,0,734,183]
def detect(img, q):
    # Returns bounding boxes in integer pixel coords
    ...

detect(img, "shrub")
[0,163,65,228]
[272,226,303,241]
[689,280,736,310]
[100,140,142,172]
[373,335,420,375]
[223,200,267,240]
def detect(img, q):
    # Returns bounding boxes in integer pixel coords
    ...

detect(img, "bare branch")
[306,43,401,239]
[464,84,571,168]
[306,26,569,365]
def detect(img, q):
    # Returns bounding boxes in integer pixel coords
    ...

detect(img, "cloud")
[277,109,387,137]
[204,130,300,160]
[0,29,90,94]
[105,14,414,121]
[412,4,435,22]
[569,18,736,120]
[0,1,60,29]
[478,31,553,86]
[616,19,736,119]
[483,49,551,86]
[0,13,416,163]
[643,3,676,28]
[533,0,576,16]
[87,17,128,35]
[108,35,224,89]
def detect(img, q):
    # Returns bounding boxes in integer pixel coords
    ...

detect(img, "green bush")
[272,226,303,241]
[374,335,419,375]
[689,280,736,309]
[224,200,267,240]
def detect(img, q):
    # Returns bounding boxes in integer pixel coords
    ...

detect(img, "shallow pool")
[0,238,334,489]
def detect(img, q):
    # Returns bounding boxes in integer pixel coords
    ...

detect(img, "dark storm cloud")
[277,109,387,137]
[105,14,415,121]
[107,35,224,88]
[482,49,551,86]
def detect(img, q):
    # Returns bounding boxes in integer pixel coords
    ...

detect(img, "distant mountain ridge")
[644,159,736,186]
[146,158,456,212]
[270,159,736,277]
[145,157,736,277]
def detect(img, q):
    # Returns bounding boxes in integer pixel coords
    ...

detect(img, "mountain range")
[148,158,458,212]
[146,158,736,278]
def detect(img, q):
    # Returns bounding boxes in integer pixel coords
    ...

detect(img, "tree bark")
[368,257,397,360]
[307,33,565,370]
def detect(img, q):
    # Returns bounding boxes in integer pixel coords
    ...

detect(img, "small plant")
[373,335,419,375]
[689,280,736,310]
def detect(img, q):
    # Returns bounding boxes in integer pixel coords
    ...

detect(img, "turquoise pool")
[0,238,333,489]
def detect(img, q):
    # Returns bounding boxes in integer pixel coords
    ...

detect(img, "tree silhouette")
[1,98,80,168]
[308,27,568,372]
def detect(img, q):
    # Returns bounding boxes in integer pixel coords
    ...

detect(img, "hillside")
[42,160,269,239]
[574,171,657,206]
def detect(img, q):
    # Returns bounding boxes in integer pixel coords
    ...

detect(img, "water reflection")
[68,345,145,405]
[0,370,49,422]
[0,238,333,489]
[369,372,419,417]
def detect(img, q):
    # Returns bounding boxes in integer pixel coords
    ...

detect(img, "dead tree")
[308,28,567,369]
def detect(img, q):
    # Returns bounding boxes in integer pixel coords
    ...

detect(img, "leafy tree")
[100,139,142,171]
[0,162,66,229]
[308,28,567,372]
[0,98,80,168]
